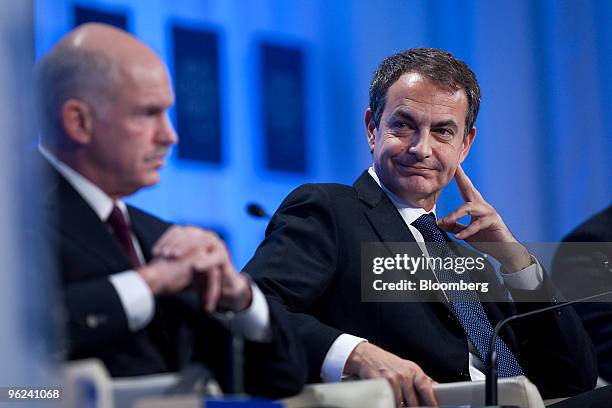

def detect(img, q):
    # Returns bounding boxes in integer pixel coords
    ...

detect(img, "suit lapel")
[354,171,450,306]
[354,171,416,245]
[43,161,134,276]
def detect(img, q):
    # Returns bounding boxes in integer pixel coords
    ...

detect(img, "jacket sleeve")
[243,184,345,382]
[241,297,308,398]
[63,277,133,355]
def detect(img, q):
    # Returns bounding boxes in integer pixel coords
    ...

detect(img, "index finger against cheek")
[453,165,472,201]
[454,165,482,202]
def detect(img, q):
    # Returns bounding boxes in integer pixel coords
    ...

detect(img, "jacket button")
[85,314,106,329]
[86,315,100,328]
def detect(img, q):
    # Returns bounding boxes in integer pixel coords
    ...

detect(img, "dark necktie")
[106,205,142,268]
[411,213,524,377]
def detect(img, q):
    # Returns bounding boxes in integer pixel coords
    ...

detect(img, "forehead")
[383,72,467,123]
[118,60,174,105]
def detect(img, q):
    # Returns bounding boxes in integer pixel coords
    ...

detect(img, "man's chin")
[400,176,434,191]
[122,175,160,196]
[393,179,437,199]
[143,173,161,188]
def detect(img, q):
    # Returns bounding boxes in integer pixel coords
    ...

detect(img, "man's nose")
[156,113,178,145]
[407,130,432,160]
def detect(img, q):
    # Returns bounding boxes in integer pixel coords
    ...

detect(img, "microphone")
[246,202,271,220]
[485,252,612,406]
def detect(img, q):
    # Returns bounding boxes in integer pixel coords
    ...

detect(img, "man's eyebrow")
[389,111,459,131]
[431,119,459,131]
[389,110,417,123]
[136,103,168,114]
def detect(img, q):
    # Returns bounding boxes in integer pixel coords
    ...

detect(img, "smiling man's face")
[366,72,475,210]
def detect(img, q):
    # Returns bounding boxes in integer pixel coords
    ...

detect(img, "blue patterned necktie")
[411,213,524,377]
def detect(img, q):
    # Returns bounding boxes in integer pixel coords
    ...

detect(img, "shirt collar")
[367,166,436,225]
[39,145,128,222]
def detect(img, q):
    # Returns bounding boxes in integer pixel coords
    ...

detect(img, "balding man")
[36,23,304,397]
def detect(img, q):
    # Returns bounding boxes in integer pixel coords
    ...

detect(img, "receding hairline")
[35,41,122,146]
[41,22,164,95]
[36,23,170,146]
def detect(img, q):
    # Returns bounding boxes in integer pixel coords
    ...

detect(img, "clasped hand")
[137,226,251,312]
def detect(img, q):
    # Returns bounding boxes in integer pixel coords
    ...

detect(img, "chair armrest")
[282,378,394,408]
[433,375,545,408]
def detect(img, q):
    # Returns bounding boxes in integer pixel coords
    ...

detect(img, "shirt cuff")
[108,270,155,331]
[501,255,544,290]
[468,351,486,381]
[214,283,271,342]
[321,334,367,382]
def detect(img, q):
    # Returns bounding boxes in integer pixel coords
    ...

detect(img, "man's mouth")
[395,162,435,174]
[145,149,169,164]
[145,154,167,168]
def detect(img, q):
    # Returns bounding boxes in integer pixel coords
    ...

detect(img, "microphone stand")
[227,327,244,395]
[486,290,612,406]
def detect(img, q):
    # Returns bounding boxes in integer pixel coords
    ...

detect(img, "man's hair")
[35,47,119,146]
[369,48,480,136]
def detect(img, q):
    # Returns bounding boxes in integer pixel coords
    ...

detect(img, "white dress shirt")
[40,146,270,341]
[320,167,543,382]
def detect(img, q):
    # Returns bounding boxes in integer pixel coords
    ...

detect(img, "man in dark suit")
[36,23,304,398]
[244,48,596,405]
[552,204,612,383]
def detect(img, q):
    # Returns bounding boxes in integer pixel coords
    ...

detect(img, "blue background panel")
[261,43,306,173]
[73,4,128,30]
[173,25,223,164]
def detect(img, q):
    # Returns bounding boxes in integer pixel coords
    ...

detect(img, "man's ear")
[459,126,476,163]
[61,99,94,145]
[365,108,377,153]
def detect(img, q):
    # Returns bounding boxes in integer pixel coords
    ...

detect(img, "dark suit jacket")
[552,204,612,382]
[244,171,597,398]
[42,159,305,398]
